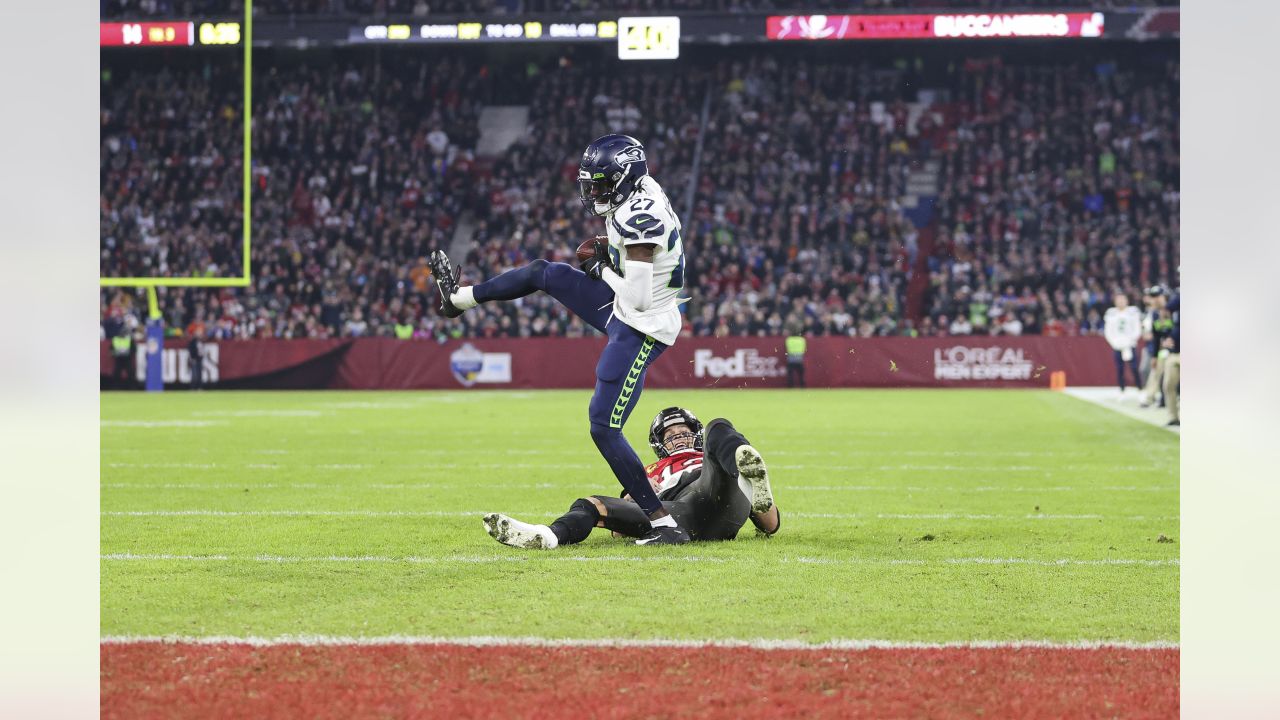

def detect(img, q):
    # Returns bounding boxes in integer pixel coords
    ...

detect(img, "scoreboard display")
[617,16,680,60]
[352,20,618,43]
[101,22,194,47]
[100,21,242,47]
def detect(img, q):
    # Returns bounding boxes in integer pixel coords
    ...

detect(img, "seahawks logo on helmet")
[577,134,650,217]
[617,145,646,165]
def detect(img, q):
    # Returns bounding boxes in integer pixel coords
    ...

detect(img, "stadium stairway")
[901,158,940,222]
[448,106,532,260]
[475,106,530,158]
[903,158,940,321]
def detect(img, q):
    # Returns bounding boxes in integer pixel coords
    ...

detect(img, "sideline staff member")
[785,332,806,388]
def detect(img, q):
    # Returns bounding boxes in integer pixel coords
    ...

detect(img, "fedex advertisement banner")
[102,336,1115,390]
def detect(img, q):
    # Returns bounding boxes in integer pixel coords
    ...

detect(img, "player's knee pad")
[704,418,734,442]
[588,422,620,442]
[525,258,551,287]
[569,497,601,520]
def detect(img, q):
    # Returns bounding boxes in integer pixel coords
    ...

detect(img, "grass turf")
[100,389,1179,642]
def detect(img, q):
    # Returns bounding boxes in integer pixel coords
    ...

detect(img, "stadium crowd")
[100,60,245,281]
[102,51,491,340]
[101,46,1178,344]
[921,55,1180,338]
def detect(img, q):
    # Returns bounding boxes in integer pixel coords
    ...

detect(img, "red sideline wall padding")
[101,336,1117,390]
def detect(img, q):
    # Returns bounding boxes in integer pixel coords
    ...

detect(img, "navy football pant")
[1113,349,1141,391]
[471,260,669,515]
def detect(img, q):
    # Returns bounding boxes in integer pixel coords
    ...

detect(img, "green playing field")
[100,389,1178,642]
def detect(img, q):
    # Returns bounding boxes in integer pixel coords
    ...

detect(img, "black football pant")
[1112,350,1140,391]
[786,360,805,388]
[550,418,753,544]
[112,355,132,387]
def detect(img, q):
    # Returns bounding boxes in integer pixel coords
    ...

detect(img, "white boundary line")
[1062,387,1181,433]
[99,634,1178,651]
[101,420,225,428]
[103,462,598,471]
[100,510,1180,521]
[100,553,1180,567]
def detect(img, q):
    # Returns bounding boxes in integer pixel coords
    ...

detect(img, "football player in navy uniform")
[482,407,781,549]
[428,135,691,545]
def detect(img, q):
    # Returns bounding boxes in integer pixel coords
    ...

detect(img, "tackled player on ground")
[483,407,780,549]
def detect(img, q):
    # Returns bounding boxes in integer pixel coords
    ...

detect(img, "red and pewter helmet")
[648,406,704,459]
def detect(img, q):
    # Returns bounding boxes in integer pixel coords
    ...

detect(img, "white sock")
[650,514,678,529]
[536,525,559,549]
[451,286,477,310]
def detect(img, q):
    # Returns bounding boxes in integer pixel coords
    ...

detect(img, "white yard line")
[100,482,1176,493]
[104,460,1174,474]
[790,512,1178,521]
[100,553,1179,568]
[101,420,224,428]
[99,510,1179,521]
[103,483,325,490]
[103,462,596,471]
[783,485,1174,492]
[191,410,326,418]
[101,510,494,517]
[773,465,1174,474]
[1063,387,1181,433]
[98,634,1178,651]
[102,553,231,561]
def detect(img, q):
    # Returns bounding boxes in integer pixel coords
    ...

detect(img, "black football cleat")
[635,525,691,546]
[427,250,464,318]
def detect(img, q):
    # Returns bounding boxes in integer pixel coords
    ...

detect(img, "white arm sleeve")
[602,261,654,313]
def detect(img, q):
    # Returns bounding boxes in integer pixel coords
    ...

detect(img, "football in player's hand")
[577,236,607,265]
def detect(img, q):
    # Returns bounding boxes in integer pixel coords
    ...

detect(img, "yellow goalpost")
[99,0,253,291]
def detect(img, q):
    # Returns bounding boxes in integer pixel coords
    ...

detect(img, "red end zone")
[102,642,1177,719]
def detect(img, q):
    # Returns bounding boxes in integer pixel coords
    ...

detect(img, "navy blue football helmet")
[577,134,648,216]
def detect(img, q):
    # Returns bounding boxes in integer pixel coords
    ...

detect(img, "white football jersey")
[1103,306,1142,350]
[603,176,685,346]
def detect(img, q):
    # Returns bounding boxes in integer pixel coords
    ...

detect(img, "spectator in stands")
[100,61,245,280]
[992,310,1022,337]
[394,315,415,339]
